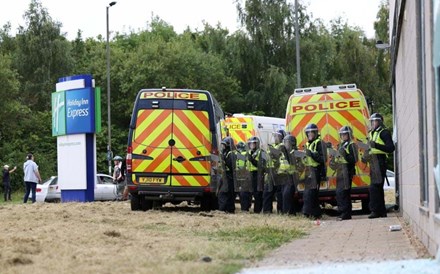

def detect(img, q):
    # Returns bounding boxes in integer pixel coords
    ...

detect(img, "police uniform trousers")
[335,166,353,218]
[369,154,387,216]
[302,167,321,218]
[240,171,263,213]
[280,173,299,215]
[263,169,282,213]
[218,172,236,213]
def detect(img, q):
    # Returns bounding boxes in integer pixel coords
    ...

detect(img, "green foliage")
[0,0,392,177]
[213,225,305,249]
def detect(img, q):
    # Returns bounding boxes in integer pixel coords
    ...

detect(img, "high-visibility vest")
[248,149,260,172]
[236,151,247,170]
[304,138,321,167]
[369,128,386,155]
[267,143,282,168]
[278,151,296,174]
[334,142,353,164]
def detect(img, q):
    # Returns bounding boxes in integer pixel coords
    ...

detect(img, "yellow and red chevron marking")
[171,175,210,187]
[132,109,173,174]
[131,108,212,187]
[224,117,255,145]
[286,90,371,188]
[170,110,211,186]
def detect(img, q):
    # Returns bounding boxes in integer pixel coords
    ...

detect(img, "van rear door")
[131,91,212,187]
[287,90,371,191]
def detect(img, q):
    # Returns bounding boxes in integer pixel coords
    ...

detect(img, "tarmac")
[241,212,440,274]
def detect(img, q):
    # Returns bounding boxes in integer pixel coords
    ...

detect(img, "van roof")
[293,84,358,96]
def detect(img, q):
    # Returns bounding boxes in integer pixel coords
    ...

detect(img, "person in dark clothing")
[278,134,302,215]
[218,137,236,213]
[330,126,358,221]
[241,136,266,213]
[263,129,286,214]
[362,113,395,219]
[3,165,17,201]
[302,123,326,219]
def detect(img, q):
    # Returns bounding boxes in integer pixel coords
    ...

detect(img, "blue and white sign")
[53,74,98,202]
[66,88,95,134]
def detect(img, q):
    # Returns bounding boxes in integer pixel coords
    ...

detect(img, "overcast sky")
[1,0,383,40]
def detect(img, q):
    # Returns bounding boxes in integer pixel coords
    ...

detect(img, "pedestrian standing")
[23,153,42,203]
[112,155,124,183]
[331,126,358,221]
[3,165,17,201]
[362,113,395,219]
[302,124,326,219]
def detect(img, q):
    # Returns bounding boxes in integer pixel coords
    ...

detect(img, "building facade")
[390,0,440,256]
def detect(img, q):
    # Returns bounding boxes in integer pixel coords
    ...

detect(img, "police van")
[224,114,285,149]
[285,84,371,211]
[126,88,224,211]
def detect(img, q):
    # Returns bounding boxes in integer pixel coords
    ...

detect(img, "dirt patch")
[0,202,311,274]
[397,215,433,259]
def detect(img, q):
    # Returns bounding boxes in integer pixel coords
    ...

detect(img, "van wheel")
[152,201,163,209]
[131,194,140,211]
[140,197,153,211]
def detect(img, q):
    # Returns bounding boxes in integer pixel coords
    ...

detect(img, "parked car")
[32,174,121,202]
[384,170,395,189]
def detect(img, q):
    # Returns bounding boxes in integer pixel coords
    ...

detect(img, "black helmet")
[247,136,260,150]
[113,155,123,161]
[283,135,297,149]
[236,141,246,151]
[221,137,235,150]
[369,113,383,122]
[339,126,353,139]
[274,129,287,139]
[304,123,319,134]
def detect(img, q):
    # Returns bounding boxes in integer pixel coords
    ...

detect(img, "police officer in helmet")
[241,136,266,213]
[218,137,236,213]
[363,113,395,219]
[302,123,326,219]
[279,134,302,215]
[333,126,358,220]
[263,129,286,214]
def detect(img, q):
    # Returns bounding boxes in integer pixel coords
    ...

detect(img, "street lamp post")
[294,0,301,88]
[106,1,117,175]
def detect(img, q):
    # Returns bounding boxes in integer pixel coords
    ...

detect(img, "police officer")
[235,141,250,211]
[278,134,302,215]
[363,113,395,219]
[241,136,266,213]
[263,129,286,213]
[332,126,358,221]
[302,123,326,219]
[218,137,236,213]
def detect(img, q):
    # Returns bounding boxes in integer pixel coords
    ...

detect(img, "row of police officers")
[217,113,395,221]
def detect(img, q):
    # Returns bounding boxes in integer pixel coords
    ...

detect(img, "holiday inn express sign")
[52,78,101,136]
[51,74,101,202]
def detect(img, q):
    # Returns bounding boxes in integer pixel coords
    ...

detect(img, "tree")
[14,0,72,111]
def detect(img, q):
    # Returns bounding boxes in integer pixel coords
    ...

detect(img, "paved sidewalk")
[241,212,439,273]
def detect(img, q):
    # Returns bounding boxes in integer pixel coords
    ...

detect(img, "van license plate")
[139,177,165,184]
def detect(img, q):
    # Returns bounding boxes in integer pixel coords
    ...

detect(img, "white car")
[384,170,395,189]
[33,174,121,202]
